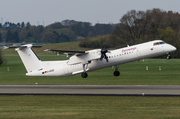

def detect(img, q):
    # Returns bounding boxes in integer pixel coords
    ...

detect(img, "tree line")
[0,20,116,44]
[80,8,180,58]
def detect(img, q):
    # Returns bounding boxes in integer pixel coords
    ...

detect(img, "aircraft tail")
[15,44,43,73]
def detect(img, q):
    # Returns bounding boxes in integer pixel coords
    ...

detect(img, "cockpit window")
[153,42,166,46]
[153,42,160,46]
[159,42,166,44]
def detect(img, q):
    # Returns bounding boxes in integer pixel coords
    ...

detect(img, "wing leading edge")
[44,49,88,56]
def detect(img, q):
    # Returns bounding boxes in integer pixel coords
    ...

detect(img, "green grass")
[0,96,180,119]
[0,54,179,85]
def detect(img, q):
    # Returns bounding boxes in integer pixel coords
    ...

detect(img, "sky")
[0,0,180,26]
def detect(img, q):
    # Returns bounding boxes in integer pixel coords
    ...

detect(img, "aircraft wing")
[45,49,102,65]
[44,49,88,56]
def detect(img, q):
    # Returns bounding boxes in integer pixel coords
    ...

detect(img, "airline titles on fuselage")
[122,47,137,52]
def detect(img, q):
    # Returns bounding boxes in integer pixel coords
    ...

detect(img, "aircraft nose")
[171,45,176,51]
[168,45,176,52]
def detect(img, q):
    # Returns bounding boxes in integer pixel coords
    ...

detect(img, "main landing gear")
[81,64,88,78]
[81,72,88,78]
[81,64,121,78]
[113,65,120,76]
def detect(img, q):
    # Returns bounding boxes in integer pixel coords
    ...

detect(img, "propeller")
[100,48,109,62]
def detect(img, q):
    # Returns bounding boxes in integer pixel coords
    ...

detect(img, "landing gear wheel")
[81,72,88,78]
[167,53,171,59]
[167,55,171,59]
[113,71,120,76]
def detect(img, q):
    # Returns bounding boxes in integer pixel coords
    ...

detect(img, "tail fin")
[15,44,43,73]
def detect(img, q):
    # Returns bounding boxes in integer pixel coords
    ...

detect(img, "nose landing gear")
[81,64,88,78]
[167,53,171,59]
[114,70,120,76]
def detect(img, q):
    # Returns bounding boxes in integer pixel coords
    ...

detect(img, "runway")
[0,85,180,96]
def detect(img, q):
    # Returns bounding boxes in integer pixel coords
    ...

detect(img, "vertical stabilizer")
[15,44,43,73]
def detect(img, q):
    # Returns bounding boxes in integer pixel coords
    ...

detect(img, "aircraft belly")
[88,54,139,71]
[26,62,71,77]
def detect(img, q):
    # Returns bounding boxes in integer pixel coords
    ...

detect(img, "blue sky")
[0,0,179,26]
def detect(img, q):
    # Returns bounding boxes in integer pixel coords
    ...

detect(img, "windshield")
[153,42,166,46]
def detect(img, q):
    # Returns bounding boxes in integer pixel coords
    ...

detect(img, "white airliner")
[13,40,176,78]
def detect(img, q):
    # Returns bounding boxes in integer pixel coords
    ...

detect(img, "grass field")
[0,96,180,119]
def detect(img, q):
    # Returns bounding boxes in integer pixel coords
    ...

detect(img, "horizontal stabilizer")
[8,45,42,49]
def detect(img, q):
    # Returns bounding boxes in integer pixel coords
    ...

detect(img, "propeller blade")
[100,54,104,60]
[100,48,109,62]
[104,53,108,62]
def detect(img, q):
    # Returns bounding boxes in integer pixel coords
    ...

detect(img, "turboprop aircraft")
[12,40,176,78]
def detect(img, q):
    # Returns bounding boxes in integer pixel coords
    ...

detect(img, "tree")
[26,32,32,39]
[26,22,31,29]
[21,22,25,28]
[3,22,9,28]
[49,22,64,29]
[79,35,110,48]
[41,32,57,43]
[93,23,114,36]
[19,27,28,42]
[110,8,180,57]
[6,30,12,42]
[59,33,70,42]
[156,27,175,43]
[12,31,19,42]
[0,49,3,66]
[111,8,180,45]
[0,33,2,42]
[111,10,147,47]
[16,23,21,28]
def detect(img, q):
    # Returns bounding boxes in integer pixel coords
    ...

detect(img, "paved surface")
[0,85,180,96]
